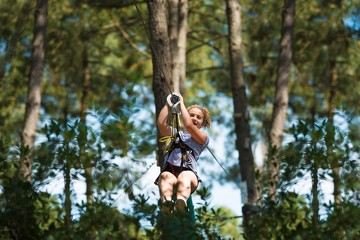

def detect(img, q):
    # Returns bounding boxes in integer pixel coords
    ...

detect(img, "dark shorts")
[154,163,201,188]
[163,164,191,178]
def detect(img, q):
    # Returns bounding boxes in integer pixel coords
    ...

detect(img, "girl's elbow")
[157,118,165,128]
[184,123,197,133]
[183,123,192,131]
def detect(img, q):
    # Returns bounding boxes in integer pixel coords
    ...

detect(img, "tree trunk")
[64,144,73,237]
[226,0,257,220]
[62,107,73,237]
[20,0,48,182]
[255,141,266,206]
[169,0,180,93]
[309,79,320,234]
[311,160,320,237]
[327,61,341,205]
[327,61,345,238]
[268,0,295,200]
[169,0,188,96]
[147,0,173,166]
[80,47,94,206]
[168,0,197,222]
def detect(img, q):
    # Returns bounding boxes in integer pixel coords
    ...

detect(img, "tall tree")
[327,62,341,206]
[62,107,73,237]
[147,0,173,166]
[79,46,94,205]
[225,0,257,224]
[169,0,188,96]
[323,3,355,236]
[20,0,48,182]
[267,0,295,200]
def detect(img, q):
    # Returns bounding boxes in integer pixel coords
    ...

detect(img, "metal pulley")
[167,93,181,113]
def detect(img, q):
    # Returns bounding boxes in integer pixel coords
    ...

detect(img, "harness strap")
[173,114,188,168]
[158,112,181,155]
[159,112,189,169]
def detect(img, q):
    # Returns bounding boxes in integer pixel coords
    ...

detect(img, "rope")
[158,104,183,159]
[111,160,156,206]
[206,147,229,176]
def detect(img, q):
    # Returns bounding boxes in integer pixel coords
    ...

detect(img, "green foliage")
[0,160,63,239]
[243,0,360,135]
[282,115,358,191]
[214,207,243,240]
[140,187,241,240]
[246,193,311,240]
[1,0,359,238]
[0,110,157,239]
[250,114,360,239]
[0,1,33,140]
[74,201,143,240]
[324,200,360,239]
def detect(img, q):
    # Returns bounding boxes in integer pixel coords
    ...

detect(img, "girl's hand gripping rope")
[167,93,181,113]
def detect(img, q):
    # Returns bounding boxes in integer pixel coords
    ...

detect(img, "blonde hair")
[187,104,211,128]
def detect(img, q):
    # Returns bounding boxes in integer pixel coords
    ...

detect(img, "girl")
[155,93,211,213]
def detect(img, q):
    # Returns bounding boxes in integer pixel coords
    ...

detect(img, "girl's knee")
[178,171,196,182]
[178,172,198,193]
[160,171,169,179]
[160,172,176,183]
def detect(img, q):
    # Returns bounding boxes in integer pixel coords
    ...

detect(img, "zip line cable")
[111,160,156,207]
[206,147,229,176]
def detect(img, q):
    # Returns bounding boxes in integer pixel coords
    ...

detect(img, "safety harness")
[159,93,190,170]
[157,94,197,215]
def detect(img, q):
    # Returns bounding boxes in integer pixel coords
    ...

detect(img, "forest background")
[0,0,359,239]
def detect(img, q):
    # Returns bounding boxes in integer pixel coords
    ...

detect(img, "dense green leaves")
[0,0,359,238]
[251,114,360,239]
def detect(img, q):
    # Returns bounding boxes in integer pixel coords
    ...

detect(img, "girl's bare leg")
[158,172,177,212]
[175,171,198,212]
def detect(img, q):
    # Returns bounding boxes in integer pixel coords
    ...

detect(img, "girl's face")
[188,107,204,129]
